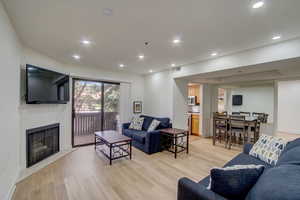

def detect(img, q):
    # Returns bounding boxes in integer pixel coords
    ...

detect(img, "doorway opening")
[218,88,226,113]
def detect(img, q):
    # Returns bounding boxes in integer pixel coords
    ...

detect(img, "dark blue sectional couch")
[122,115,172,154]
[178,138,300,200]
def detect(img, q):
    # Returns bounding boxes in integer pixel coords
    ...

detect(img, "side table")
[160,128,189,159]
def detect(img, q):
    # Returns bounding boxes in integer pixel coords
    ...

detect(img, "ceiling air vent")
[174,66,181,72]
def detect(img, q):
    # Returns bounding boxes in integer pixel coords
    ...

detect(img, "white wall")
[172,79,189,129]
[22,48,144,102]
[144,70,173,118]
[143,70,189,129]
[226,85,274,123]
[201,85,219,137]
[273,82,279,132]
[0,2,21,199]
[18,47,144,178]
[200,84,213,137]
[143,70,220,133]
[119,83,132,124]
[0,0,145,191]
[277,80,300,134]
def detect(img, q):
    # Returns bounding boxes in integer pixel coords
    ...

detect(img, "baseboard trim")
[7,184,16,200]
[17,148,76,183]
[5,170,19,200]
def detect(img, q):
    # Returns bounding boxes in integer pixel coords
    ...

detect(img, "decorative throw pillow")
[208,165,265,199]
[129,116,144,130]
[147,119,160,132]
[246,165,300,200]
[249,135,286,165]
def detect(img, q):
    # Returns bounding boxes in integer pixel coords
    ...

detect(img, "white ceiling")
[186,57,300,84]
[3,0,300,74]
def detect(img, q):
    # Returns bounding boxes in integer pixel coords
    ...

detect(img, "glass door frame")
[71,77,120,147]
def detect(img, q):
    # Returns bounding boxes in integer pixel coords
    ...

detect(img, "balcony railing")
[73,112,118,136]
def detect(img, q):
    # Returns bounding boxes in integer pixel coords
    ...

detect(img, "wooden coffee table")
[160,128,189,159]
[94,131,132,165]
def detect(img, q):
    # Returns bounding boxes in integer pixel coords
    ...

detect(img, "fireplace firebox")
[26,123,60,168]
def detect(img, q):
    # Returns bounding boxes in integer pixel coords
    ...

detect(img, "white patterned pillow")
[147,119,160,132]
[249,135,286,165]
[129,116,144,130]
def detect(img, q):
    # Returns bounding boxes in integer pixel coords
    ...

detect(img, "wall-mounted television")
[26,64,70,104]
[232,95,243,106]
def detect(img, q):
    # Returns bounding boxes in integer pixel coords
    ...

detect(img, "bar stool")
[249,119,261,143]
[228,115,246,149]
[213,113,228,148]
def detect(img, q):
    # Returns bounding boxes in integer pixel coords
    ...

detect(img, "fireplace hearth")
[26,123,60,168]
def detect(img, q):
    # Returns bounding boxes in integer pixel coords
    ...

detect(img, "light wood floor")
[13,137,240,200]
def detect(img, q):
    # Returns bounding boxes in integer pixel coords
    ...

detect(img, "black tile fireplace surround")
[26,123,60,168]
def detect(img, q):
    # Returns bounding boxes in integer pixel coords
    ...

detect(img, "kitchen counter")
[187,112,200,115]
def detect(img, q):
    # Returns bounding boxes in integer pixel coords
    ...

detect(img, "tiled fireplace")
[26,123,60,168]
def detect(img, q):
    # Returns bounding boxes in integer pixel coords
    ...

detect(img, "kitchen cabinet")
[191,114,200,136]
[188,85,200,105]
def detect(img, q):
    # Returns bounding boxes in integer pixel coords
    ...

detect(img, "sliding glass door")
[103,83,120,131]
[72,79,120,147]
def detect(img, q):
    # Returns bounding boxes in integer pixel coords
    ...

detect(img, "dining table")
[214,114,258,122]
[212,114,259,146]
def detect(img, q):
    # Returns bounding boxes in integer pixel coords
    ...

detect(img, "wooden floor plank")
[13,137,240,200]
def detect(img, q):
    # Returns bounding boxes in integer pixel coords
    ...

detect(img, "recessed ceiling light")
[149,69,153,73]
[272,35,281,40]
[171,63,176,67]
[138,54,145,60]
[252,1,264,9]
[81,39,91,45]
[72,54,80,60]
[119,64,125,68]
[211,52,218,56]
[172,38,181,44]
[103,8,113,16]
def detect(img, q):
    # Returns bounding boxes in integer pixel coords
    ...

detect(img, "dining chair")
[252,112,263,116]
[213,112,227,117]
[230,115,245,120]
[252,112,265,122]
[228,115,246,149]
[240,111,251,117]
[232,112,240,115]
[213,114,228,148]
[263,114,268,123]
[220,111,228,115]
[250,119,261,143]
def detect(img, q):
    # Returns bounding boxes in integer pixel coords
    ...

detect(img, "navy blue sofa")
[178,138,300,200]
[122,115,172,154]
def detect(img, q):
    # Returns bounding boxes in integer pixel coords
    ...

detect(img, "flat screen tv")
[232,95,243,106]
[26,64,70,104]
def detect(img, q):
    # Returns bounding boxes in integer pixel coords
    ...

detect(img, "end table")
[160,128,189,159]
